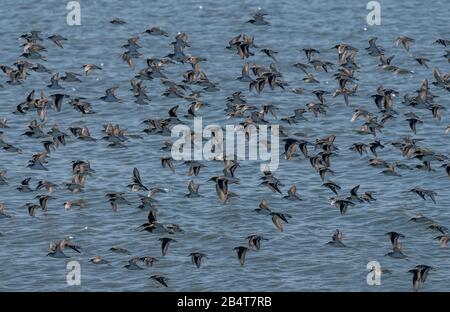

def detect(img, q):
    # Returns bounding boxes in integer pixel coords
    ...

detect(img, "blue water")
[0,0,449,291]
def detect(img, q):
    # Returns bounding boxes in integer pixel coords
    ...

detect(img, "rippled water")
[0,0,449,291]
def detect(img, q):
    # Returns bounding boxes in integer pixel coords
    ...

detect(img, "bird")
[369,140,384,157]
[248,11,270,25]
[110,246,131,254]
[435,234,450,248]
[322,181,341,195]
[159,237,176,256]
[161,157,175,173]
[302,48,320,61]
[185,161,205,176]
[261,180,282,194]
[237,63,254,82]
[434,38,450,47]
[0,203,11,218]
[17,178,33,192]
[348,185,364,202]
[254,199,271,215]
[209,176,240,204]
[48,35,67,48]
[409,187,437,204]
[415,57,430,68]
[385,232,405,247]
[382,164,401,177]
[128,167,148,191]
[284,185,302,200]
[330,197,355,215]
[190,252,206,268]
[82,64,102,75]
[64,198,88,209]
[143,27,169,37]
[0,118,8,128]
[269,212,291,231]
[124,257,143,270]
[350,142,368,155]
[233,246,248,266]
[261,48,278,62]
[327,229,346,247]
[150,274,168,287]
[110,18,127,25]
[395,36,414,51]
[408,265,434,292]
[368,266,392,277]
[61,71,81,82]
[89,256,110,265]
[100,87,121,102]
[385,242,407,259]
[24,203,39,217]
[366,37,384,56]
[140,256,158,268]
[185,180,201,197]
[406,117,422,134]
[47,239,81,258]
[35,194,53,211]
[36,180,58,193]
[106,192,130,211]
[409,213,433,224]
[246,235,268,251]
[442,163,450,178]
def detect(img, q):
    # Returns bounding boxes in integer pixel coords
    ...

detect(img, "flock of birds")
[0,9,450,291]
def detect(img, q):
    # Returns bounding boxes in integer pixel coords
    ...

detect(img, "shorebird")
[0,203,11,218]
[47,239,81,258]
[185,180,201,197]
[327,229,346,247]
[395,36,414,51]
[140,256,158,268]
[409,187,437,204]
[124,257,143,270]
[190,252,206,268]
[248,11,270,25]
[159,237,176,256]
[385,242,407,259]
[89,256,110,265]
[435,234,450,248]
[63,199,87,210]
[0,170,8,185]
[48,35,67,48]
[110,246,131,254]
[17,178,33,192]
[143,27,169,37]
[150,274,168,287]
[209,176,240,204]
[269,212,291,231]
[82,64,102,75]
[385,232,405,247]
[254,199,271,215]
[128,167,148,191]
[415,57,430,68]
[161,157,175,173]
[330,197,355,215]
[110,18,127,25]
[246,235,268,251]
[35,194,53,211]
[233,246,248,266]
[408,265,434,292]
[284,185,302,200]
[100,87,121,102]
[322,181,341,195]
